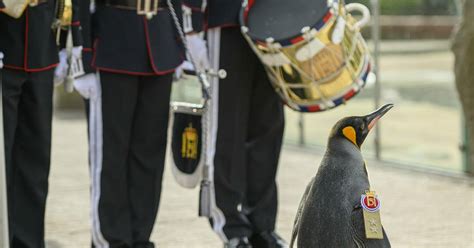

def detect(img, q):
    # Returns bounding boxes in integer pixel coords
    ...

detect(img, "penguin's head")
[330,104,394,148]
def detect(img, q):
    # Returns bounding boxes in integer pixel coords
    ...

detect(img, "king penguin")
[290,104,393,248]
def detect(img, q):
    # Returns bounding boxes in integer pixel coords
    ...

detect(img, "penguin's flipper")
[350,206,391,248]
[290,177,315,248]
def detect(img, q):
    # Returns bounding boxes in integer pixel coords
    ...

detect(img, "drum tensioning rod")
[0,62,9,248]
[370,0,382,160]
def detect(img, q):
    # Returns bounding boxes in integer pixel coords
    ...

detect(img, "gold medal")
[361,190,384,239]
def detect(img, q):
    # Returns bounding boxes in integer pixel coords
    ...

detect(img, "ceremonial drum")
[240,0,372,112]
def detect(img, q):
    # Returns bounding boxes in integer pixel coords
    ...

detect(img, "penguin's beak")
[364,104,394,131]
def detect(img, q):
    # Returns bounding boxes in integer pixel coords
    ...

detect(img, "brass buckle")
[137,0,159,19]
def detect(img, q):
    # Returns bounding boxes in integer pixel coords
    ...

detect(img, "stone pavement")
[41,111,474,248]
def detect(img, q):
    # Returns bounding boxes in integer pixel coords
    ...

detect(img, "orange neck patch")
[342,126,358,147]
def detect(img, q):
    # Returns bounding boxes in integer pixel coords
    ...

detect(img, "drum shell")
[242,3,372,112]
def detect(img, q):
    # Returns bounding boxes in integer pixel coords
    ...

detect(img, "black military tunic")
[78,0,95,74]
[1,2,59,71]
[92,0,184,74]
[81,1,185,247]
[0,0,82,247]
[185,0,285,241]
[0,0,82,71]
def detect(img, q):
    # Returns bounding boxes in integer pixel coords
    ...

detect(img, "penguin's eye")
[360,123,365,131]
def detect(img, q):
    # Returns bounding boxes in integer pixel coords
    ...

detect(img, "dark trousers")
[214,28,285,239]
[2,68,54,248]
[91,71,172,248]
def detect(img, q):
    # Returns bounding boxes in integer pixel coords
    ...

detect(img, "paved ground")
[42,111,473,248]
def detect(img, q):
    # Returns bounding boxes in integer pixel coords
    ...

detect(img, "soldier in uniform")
[183,0,287,247]
[0,0,82,246]
[75,0,189,247]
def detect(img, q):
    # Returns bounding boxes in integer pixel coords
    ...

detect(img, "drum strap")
[168,0,227,242]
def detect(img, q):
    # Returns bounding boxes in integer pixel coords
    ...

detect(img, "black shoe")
[224,237,253,248]
[250,232,288,248]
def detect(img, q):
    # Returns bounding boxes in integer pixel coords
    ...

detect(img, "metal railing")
[370,0,382,159]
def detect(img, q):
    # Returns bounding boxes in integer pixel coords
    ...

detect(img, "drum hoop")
[281,32,369,89]
[239,0,339,45]
[289,55,372,112]
[240,0,372,113]
[251,40,370,113]
[261,32,368,111]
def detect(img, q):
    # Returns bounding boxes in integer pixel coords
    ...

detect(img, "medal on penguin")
[290,104,393,248]
[361,190,384,239]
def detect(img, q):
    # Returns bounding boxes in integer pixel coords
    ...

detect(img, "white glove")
[0,52,4,69]
[73,73,99,100]
[69,46,84,78]
[174,60,195,79]
[54,49,69,86]
[71,46,82,59]
[54,46,84,86]
[186,34,209,72]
